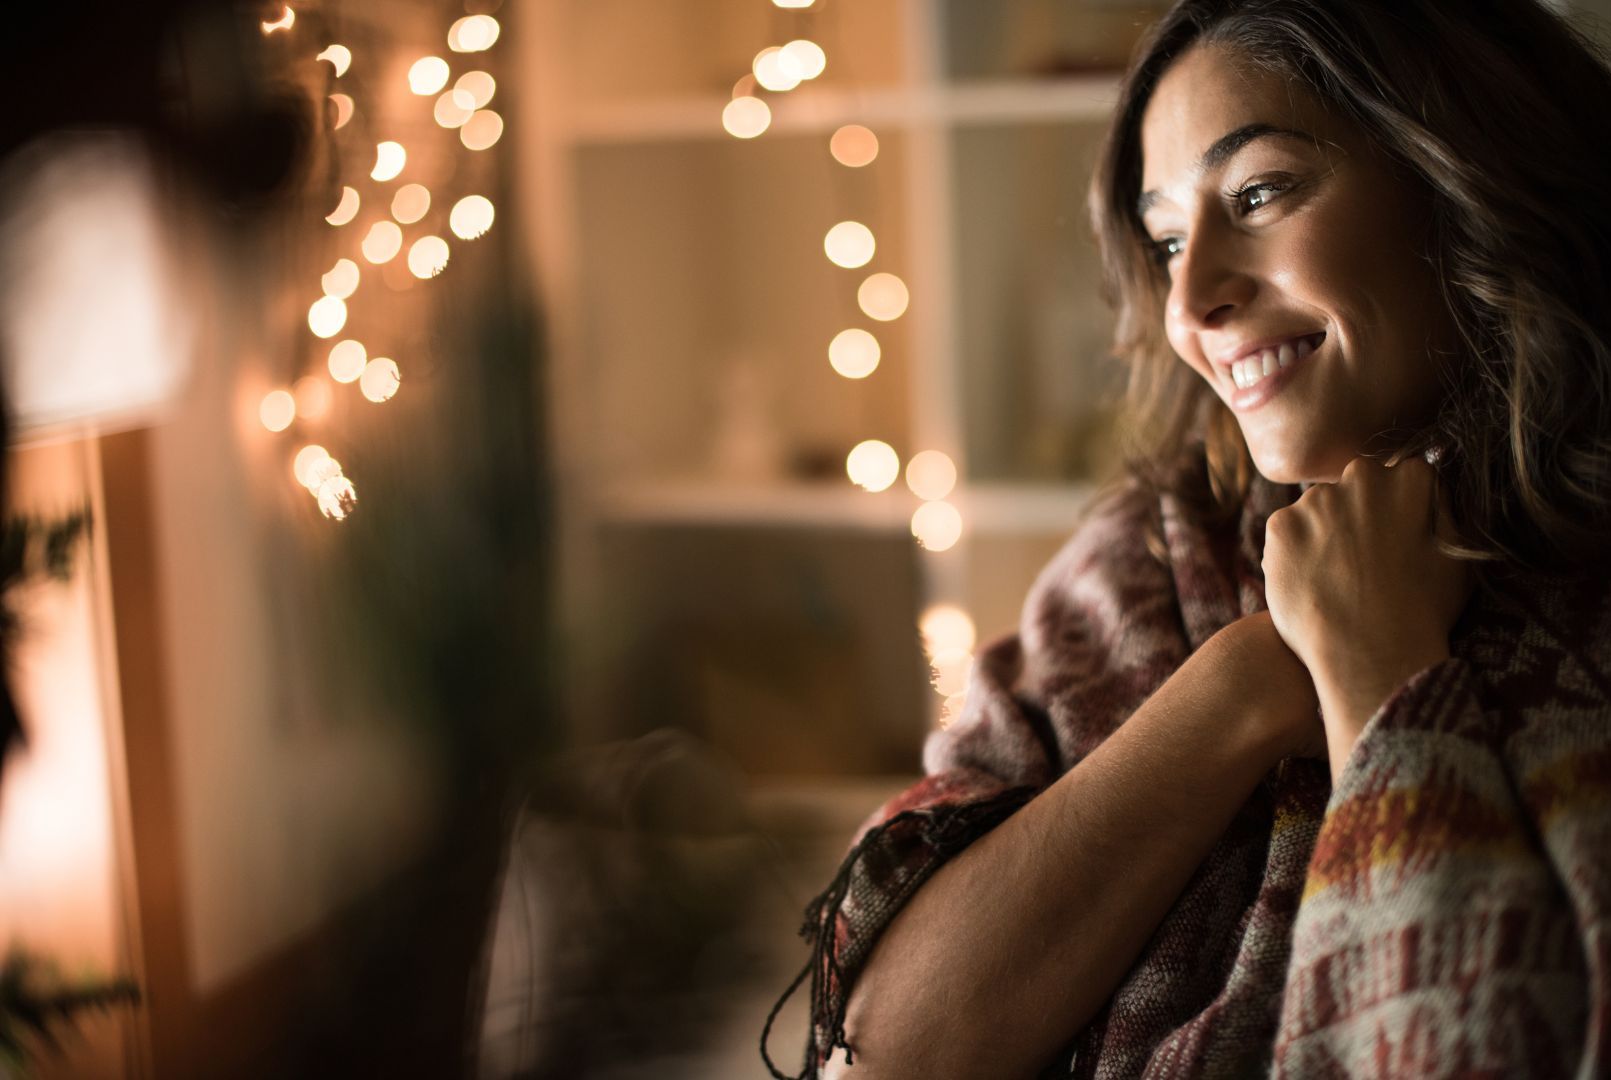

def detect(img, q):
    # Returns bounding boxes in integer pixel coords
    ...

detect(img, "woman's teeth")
[1230,334,1323,390]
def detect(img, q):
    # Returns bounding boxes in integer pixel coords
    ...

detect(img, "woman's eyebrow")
[1137,123,1315,216]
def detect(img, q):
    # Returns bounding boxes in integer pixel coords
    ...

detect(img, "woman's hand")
[1262,455,1472,780]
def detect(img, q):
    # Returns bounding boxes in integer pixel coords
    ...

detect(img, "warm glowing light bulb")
[722,96,771,139]
[317,44,352,77]
[260,390,295,432]
[459,110,503,150]
[329,93,354,129]
[293,444,331,488]
[455,70,495,108]
[449,195,494,240]
[434,89,476,128]
[782,39,826,79]
[361,221,404,264]
[846,440,899,492]
[824,221,875,268]
[753,46,803,92]
[905,450,957,501]
[911,500,963,551]
[392,184,431,224]
[317,475,358,520]
[293,375,333,421]
[360,357,401,403]
[372,141,406,181]
[308,295,348,338]
[326,186,359,226]
[449,15,500,52]
[261,5,294,34]
[830,125,879,167]
[321,258,360,299]
[828,328,880,379]
[919,604,977,656]
[407,236,450,278]
[858,272,909,321]
[408,56,450,95]
[327,340,366,383]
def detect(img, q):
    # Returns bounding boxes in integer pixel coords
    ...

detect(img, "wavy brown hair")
[1092,0,1611,572]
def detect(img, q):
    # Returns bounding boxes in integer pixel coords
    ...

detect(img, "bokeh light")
[911,500,963,551]
[259,390,295,432]
[930,650,971,696]
[321,258,360,299]
[828,328,880,379]
[307,295,348,338]
[449,195,495,240]
[392,184,431,224]
[407,236,450,278]
[327,340,366,384]
[261,5,294,33]
[326,186,359,226]
[753,47,803,93]
[434,89,476,128]
[293,444,331,488]
[824,221,875,268]
[360,358,401,403]
[361,221,404,264]
[293,376,333,422]
[722,96,771,139]
[317,475,358,520]
[846,440,899,492]
[329,94,354,129]
[830,125,879,167]
[449,15,500,52]
[372,141,406,181]
[920,603,977,656]
[456,70,496,108]
[317,45,352,77]
[905,450,957,501]
[782,40,827,79]
[772,0,814,7]
[460,110,503,150]
[858,272,909,321]
[408,56,450,95]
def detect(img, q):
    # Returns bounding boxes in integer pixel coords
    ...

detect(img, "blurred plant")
[0,946,139,1075]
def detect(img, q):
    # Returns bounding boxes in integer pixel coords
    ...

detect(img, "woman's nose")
[1167,231,1256,331]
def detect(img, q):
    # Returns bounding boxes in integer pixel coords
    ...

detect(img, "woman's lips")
[1226,332,1326,412]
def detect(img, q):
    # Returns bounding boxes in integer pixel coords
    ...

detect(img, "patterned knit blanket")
[762,467,1610,1078]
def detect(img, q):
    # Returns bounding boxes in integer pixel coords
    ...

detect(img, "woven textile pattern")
[764,465,1610,1079]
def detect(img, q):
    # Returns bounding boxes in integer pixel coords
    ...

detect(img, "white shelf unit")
[515,0,1151,776]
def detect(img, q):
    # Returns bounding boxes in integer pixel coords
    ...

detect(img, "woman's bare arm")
[829,611,1317,1080]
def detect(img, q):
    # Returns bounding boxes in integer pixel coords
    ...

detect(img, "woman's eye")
[1150,235,1185,266]
[1234,181,1289,214]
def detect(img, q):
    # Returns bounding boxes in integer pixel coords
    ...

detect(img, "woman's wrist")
[1309,639,1452,779]
[1212,612,1321,762]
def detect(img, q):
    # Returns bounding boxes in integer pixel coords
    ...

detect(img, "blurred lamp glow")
[828,328,880,379]
[753,47,802,92]
[259,390,295,432]
[858,272,909,321]
[361,221,403,263]
[317,475,358,520]
[293,376,332,421]
[392,184,431,224]
[327,340,366,383]
[408,57,450,95]
[824,221,875,268]
[920,603,977,655]
[905,450,957,501]
[772,0,814,9]
[407,236,450,278]
[456,71,495,107]
[371,141,406,181]
[360,358,401,403]
[911,500,963,551]
[261,6,294,33]
[782,40,826,79]
[722,96,770,139]
[317,45,351,77]
[449,195,494,240]
[329,94,354,129]
[321,258,360,299]
[830,125,878,167]
[460,110,503,150]
[293,444,331,488]
[326,186,359,226]
[449,15,500,52]
[307,295,347,338]
[846,440,899,492]
[930,650,971,695]
[434,89,476,128]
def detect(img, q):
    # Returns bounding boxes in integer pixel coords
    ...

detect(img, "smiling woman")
[765,2,1611,1079]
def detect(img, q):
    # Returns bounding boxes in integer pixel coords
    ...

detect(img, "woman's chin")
[1248,445,1343,486]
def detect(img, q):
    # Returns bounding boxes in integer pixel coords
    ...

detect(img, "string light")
[858,272,909,321]
[293,375,333,421]
[449,195,494,240]
[325,186,360,226]
[360,358,401,403]
[722,96,770,139]
[824,221,875,268]
[846,440,899,492]
[905,450,957,501]
[261,5,295,34]
[392,184,431,224]
[830,125,879,167]
[307,295,348,338]
[459,110,503,150]
[327,340,366,384]
[911,501,963,551]
[260,390,296,432]
[329,93,354,129]
[361,221,403,263]
[407,236,450,278]
[753,46,803,92]
[455,71,496,108]
[317,44,352,77]
[828,328,880,379]
[371,141,407,181]
[782,40,827,79]
[320,258,360,299]
[408,56,450,95]
[434,89,476,128]
[448,15,500,52]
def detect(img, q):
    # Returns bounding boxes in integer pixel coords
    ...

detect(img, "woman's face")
[1138,43,1453,483]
